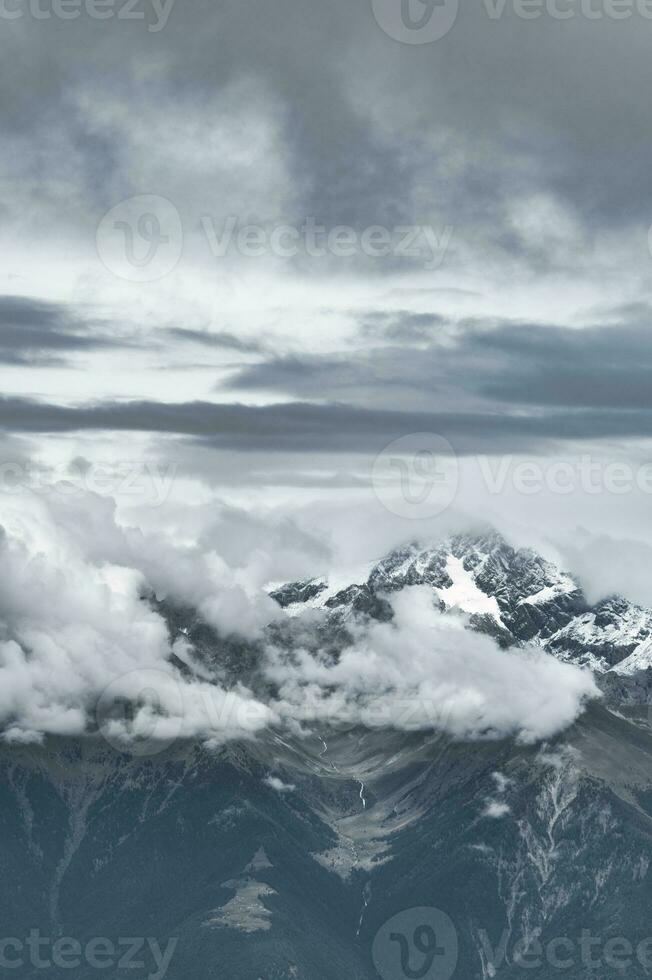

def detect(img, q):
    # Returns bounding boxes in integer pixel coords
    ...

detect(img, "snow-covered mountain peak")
[271,530,652,680]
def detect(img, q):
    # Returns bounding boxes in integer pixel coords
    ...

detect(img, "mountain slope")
[3,703,652,979]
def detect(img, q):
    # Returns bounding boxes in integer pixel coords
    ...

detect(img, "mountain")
[4,706,652,979]
[271,530,652,681]
[3,530,652,979]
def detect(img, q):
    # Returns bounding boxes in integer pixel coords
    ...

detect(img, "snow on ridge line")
[518,576,577,607]
[612,638,652,676]
[282,560,376,616]
[279,551,508,625]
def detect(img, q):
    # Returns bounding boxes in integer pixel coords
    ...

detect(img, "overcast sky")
[1,0,652,573]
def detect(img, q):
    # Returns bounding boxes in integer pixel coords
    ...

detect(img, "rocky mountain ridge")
[271,530,652,679]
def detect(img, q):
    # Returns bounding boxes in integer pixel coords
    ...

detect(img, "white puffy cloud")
[0,491,276,744]
[263,775,296,793]
[38,489,286,638]
[266,586,599,743]
[483,800,511,818]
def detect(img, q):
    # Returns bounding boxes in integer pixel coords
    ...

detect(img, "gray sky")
[1,0,652,565]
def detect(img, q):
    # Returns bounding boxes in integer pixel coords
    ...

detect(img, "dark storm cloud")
[226,313,652,412]
[4,0,652,268]
[166,328,264,353]
[0,296,122,365]
[1,394,652,454]
[0,294,260,366]
[222,355,370,395]
[469,318,652,409]
[359,311,448,343]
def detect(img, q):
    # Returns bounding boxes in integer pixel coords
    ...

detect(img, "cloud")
[555,529,652,608]
[227,313,652,414]
[483,800,511,818]
[0,492,278,743]
[3,395,652,456]
[266,586,598,743]
[263,775,295,793]
[3,0,652,287]
[492,771,511,793]
[0,493,598,749]
[37,490,285,638]
[166,328,265,354]
[0,295,123,366]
